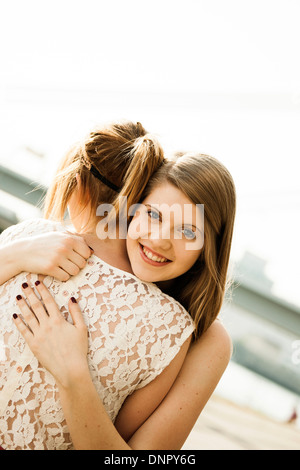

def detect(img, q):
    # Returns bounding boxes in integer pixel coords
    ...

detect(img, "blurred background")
[0,0,299,449]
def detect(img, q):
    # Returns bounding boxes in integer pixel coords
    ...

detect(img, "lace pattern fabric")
[0,219,194,450]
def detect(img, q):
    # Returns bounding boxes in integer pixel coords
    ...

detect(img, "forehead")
[143,182,194,206]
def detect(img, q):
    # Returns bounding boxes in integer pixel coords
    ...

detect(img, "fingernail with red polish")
[16,295,22,301]
[71,297,77,303]
[22,283,28,289]
[13,314,18,320]
[35,280,41,286]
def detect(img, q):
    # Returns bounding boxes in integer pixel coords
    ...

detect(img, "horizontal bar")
[0,164,47,207]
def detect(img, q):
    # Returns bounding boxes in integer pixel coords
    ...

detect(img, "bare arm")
[0,241,25,285]
[14,282,231,450]
[0,232,92,285]
[126,320,232,449]
[55,323,230,450]
[56,337,191,450]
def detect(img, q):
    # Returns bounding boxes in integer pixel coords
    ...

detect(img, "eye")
[147,209,161,221]
[181,227,196,240]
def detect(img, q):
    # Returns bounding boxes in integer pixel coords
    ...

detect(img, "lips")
[139,243,172,266]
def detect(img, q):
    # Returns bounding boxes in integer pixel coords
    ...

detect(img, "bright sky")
[0,0,299,305]
[1,0,300,92]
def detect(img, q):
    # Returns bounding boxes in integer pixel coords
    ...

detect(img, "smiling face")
[126,182,204,283]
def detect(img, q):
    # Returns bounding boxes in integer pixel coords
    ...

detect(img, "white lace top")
[0,218,194,450]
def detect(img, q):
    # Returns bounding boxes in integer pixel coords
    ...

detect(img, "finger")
[34,280,63,320]
[68,250,88,270]
[59,258,82,277]
[73,239,93,260]
[21,282,49,322]
[13,312,34,342]
[16,293,40,331]
[65,232,93,259]
[68,297,86,329]
[51,267,71,282]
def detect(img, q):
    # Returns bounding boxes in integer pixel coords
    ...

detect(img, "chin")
[130,262,158,283]
[132,267,157,283]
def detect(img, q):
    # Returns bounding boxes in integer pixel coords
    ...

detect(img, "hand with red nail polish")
[13,281,89,388]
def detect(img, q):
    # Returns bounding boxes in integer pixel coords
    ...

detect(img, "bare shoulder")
[189,320,232,366]
[203,320,232,352]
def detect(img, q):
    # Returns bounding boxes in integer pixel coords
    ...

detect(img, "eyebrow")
[145,203,203,234]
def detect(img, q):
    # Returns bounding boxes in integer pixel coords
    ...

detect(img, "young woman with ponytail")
[0,122,235,450]
[0,120,164,284]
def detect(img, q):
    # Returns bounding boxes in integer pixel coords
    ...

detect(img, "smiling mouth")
[139,243,172,266]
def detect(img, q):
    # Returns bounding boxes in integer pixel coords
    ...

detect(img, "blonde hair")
[44,121,165,224]
[142,152,236,340]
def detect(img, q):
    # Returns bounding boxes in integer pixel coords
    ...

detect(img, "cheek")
[126,233,136,262]
[127,221,137,241]
[127,213,149,241]
[174,245,201,273]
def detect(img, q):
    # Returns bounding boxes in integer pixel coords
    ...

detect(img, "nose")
[148,222,173,251]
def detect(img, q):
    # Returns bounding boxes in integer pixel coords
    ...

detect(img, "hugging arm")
[119,320,232,449]
[0,232,92,285]
[14,282,231,450]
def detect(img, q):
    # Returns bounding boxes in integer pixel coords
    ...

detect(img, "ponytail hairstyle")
[142,153,236,340]
[44,121,165,225]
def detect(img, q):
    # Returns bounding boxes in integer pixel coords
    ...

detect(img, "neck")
[71,218,133,274]
[84,233,134,274]
[68,204,133,274]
